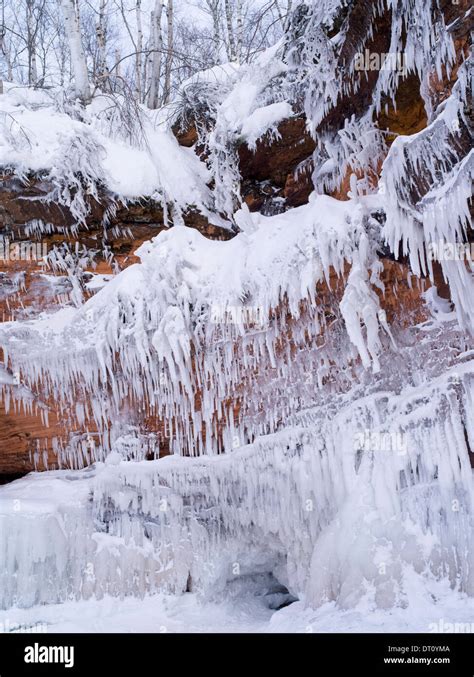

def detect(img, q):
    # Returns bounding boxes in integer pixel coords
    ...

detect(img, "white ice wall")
[1,354,472,611]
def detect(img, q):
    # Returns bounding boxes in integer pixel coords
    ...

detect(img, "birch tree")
[135,0,143,101]
[235,0,243,62]
[147,0,163,109]
[162,0,173,104]
[204,0,221,61]
[96,0,108,87]
[25,0,38,84]
[60,0,91,102]
[115,0,144,102]
[224,0,236,61]
[0,0,11,92]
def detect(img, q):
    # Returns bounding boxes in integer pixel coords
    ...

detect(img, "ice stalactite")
[0,351,472,610]
[284,0,460,198]
[0,195,397,462]
[339,212,397,373]
[382,56,474,333]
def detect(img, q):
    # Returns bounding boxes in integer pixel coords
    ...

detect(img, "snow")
[240,102,293,150]
[100,126,211,205]
[381,66,474,334]
[84,274,113,292]
[178,62,241,91]
[0,0,473,634]
[0,83,213,227]
[1,579,473,633]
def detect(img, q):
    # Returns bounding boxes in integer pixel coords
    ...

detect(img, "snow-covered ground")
[1,580,473,634]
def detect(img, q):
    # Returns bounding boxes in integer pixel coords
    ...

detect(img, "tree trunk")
[26,0,38,85]
[114,48,121,79]
[286,0,293,30]
[135,0,143,101]
[59,0,91,103]
[236,0,243,62]
[147,0,163,109]
[96,0,108,89]
[224,0,236,62]
[163,0,174,104]
[0,0,5,93]
[209,0,221,62]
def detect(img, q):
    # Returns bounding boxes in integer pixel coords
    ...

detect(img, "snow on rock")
[0,83,213,226]
[240,102,294,150]
[0,194,391,460]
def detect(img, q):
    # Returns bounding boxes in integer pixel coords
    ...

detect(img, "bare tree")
[135,0,143,101]
[0,0,293,103]
[235,0,243,61]
[204,0,221,61]
[96,0,108,87]
[49,2,72,88]
[0,0,13,91]
[274,0,292,30]
[224,0,236,61]
[114,0,144,101]
[25,0,53,85]
[147,0,163,108]
[59,0,91,102]
[163,0,174,104]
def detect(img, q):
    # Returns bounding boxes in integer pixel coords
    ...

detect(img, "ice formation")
[0,0,472,621]
[0,194,395,461]
[0,338,473,610]
[382,56,474,334]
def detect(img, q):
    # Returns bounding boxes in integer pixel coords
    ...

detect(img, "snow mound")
[0,83,213,227]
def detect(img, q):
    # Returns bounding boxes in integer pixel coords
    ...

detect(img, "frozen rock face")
[1,0,472,468]
[0,0,472,617]
[0,334,472,610]
[0,195,434,468]
[0,249,427,473]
